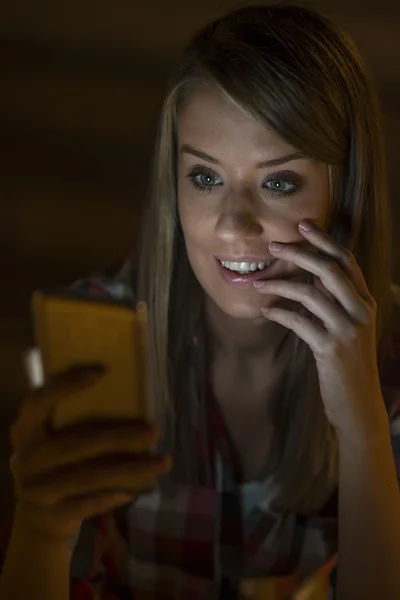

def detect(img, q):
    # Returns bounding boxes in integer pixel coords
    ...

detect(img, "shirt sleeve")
[326,390,400,600]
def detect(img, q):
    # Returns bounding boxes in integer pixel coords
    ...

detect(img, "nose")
[215,193,263,242]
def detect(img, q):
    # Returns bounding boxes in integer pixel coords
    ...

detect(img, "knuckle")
[303,285,319,301]
[323,257,339,275]
[346,325,359,341]
[323,338,340,358]
[341,248,354,264]
[289,312,303,329]
[14,446,167,519]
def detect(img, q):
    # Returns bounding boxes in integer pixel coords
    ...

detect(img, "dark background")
[1,0,399,520]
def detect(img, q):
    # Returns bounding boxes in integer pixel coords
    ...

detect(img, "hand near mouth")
[253,219,387,440]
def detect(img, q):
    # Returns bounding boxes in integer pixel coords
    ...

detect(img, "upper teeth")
[220,260,271,274]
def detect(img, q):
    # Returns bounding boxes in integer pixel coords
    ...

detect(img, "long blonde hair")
[138,3,393,512]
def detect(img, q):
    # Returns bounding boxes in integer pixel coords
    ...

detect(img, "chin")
[215,293,281,320]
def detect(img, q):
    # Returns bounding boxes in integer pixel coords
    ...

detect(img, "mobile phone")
[31,291,154,430]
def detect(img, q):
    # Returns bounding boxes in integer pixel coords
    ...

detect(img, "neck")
[205,297,290,361]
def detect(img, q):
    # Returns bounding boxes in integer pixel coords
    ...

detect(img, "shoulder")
[69,254,138,304]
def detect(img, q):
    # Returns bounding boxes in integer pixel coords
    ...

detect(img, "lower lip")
[215,258,279,288]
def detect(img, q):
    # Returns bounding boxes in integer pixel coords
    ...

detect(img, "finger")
[314,275,336,304]
[261,306,327,353]
[14,422,161,479]
[62,490,138,519]
[255,280,350,331]
[268,242,370,322]
[297,220,371,299]
[19,454,172,507]
[11,364,106,448]
[33,364,107,402]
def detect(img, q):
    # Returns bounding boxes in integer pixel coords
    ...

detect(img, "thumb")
[11,356,105,448]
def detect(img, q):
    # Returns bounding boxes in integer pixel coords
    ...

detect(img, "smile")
[219,260,273,274]
[215,256,279,288]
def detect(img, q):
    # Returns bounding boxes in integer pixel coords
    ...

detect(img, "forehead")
[177,85,296,160]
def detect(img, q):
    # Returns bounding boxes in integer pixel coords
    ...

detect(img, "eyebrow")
[180,144,306,168]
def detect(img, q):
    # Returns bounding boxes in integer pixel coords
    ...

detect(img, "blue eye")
[187,167,223,193]
[264,179,296,194]
[186,167,301,196]
[195,173,222,188]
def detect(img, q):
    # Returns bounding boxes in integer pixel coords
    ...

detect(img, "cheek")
[270,192,330,239]
[177,178,195,232]
[307,196,330,229]
[178,201,199,243]
[300,172,331,228]
[178,188,212,245]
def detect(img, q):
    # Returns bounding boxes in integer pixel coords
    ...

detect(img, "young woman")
[1,4,400,599]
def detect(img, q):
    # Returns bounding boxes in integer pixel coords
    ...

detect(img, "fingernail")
[269,242,283,252]
[298,220,313,232]
[253,281,265,288]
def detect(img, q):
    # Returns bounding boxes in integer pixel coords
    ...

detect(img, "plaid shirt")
[1,259,400,600]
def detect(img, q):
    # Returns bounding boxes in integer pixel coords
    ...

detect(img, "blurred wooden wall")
[1,0,399,519]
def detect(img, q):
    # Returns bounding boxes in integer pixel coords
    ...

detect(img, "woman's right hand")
[9,364,171,544]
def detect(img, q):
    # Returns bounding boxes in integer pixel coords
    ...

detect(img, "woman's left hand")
[254,219,389,440]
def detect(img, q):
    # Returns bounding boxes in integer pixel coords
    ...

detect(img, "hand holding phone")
[7,293,170,544]
[31,292,155,429]
[10,365,170,543]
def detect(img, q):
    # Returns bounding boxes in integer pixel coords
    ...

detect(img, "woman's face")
[177,85,331,320]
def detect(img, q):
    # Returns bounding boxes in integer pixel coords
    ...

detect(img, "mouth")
[214,256,278,288]
[218,258,274,274]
